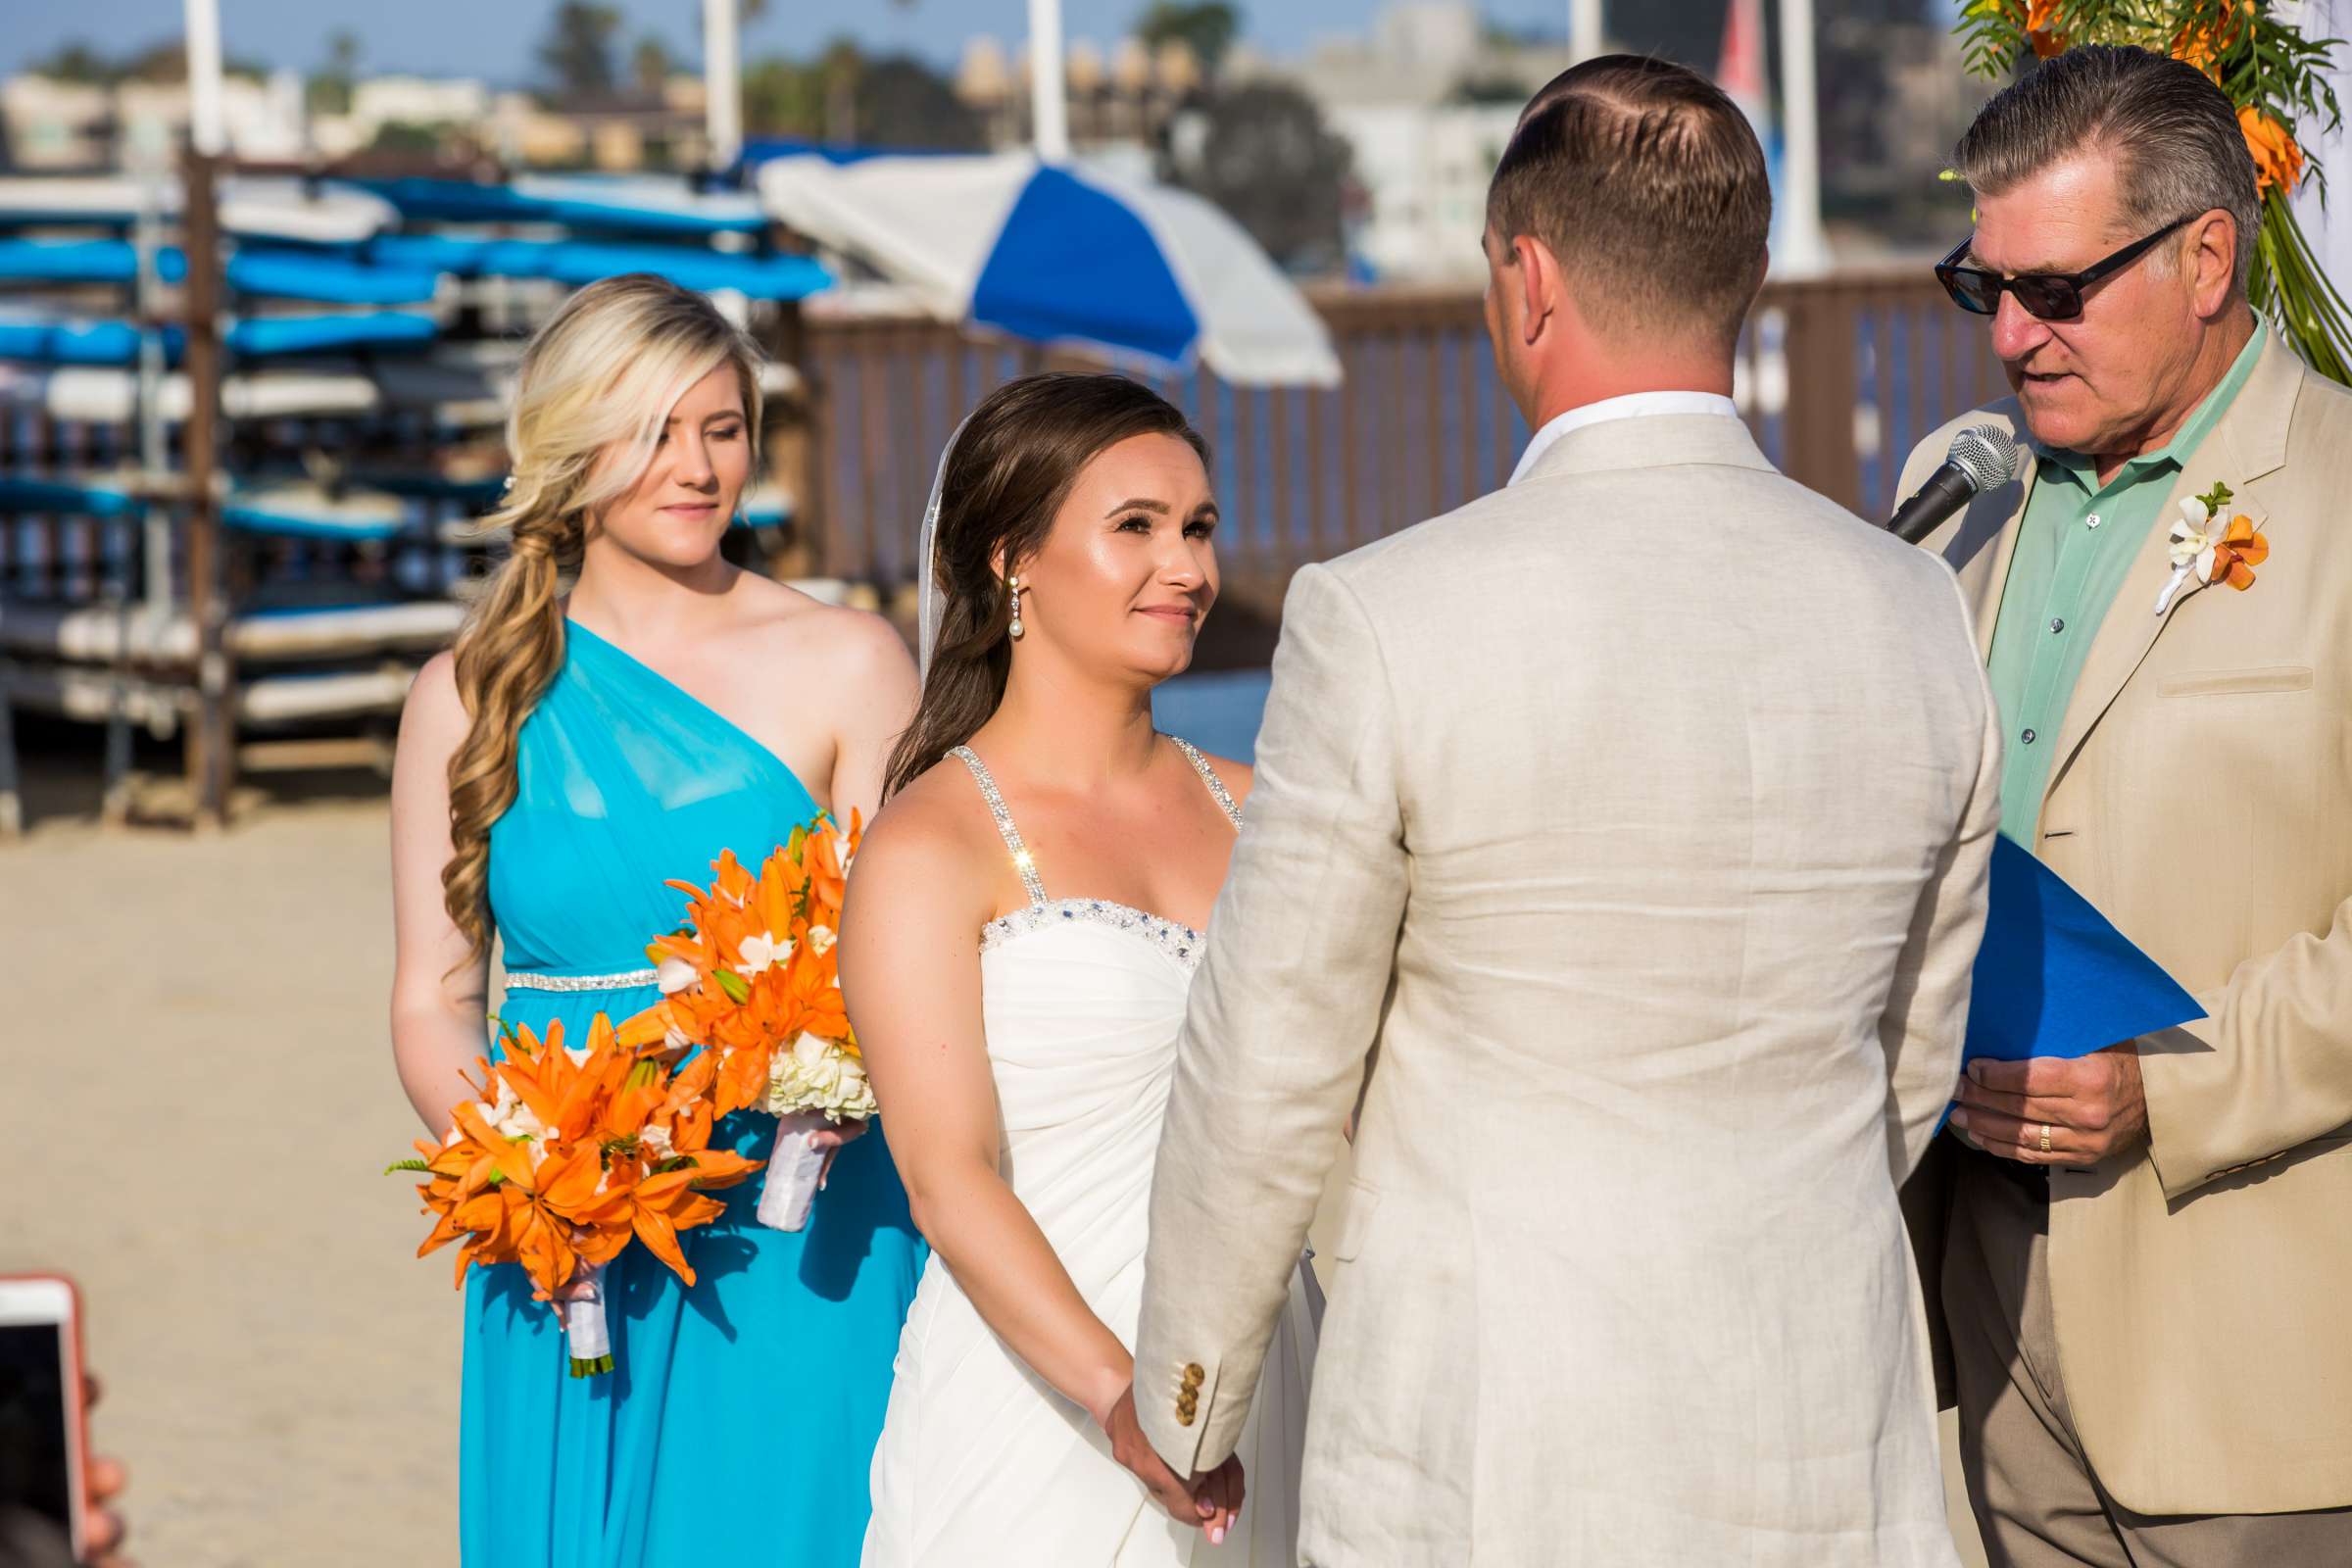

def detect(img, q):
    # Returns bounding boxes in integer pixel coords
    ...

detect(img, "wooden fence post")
[1779,282,1863,514]
[181,143,232,826]
[760,296,823,579]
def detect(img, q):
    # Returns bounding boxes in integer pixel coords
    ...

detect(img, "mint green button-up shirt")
[1984,323,2266,845]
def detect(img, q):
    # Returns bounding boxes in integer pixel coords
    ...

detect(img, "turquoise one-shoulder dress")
[461,618,922,1566]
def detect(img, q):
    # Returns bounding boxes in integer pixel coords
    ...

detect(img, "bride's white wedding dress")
[862,740,1319,1567]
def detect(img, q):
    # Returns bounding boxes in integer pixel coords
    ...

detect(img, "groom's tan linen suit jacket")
[1135,414,1991,1566]
[1899,335,2352,1517]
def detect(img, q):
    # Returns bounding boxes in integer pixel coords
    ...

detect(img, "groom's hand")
[1102,1383,1210,1527]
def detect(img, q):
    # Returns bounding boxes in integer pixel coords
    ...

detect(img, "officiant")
[1897,43,2352,1565]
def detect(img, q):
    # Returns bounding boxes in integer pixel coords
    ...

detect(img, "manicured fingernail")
[1949,1108,1971,1130]
[1210,1527,1225,1544]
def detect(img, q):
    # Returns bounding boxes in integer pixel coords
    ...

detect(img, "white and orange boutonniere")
[2156,481,2270,614]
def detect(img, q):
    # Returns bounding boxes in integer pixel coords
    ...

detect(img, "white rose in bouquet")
[753,1032,878,1230]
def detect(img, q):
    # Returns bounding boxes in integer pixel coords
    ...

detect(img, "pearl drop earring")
[1006,573,1024,640]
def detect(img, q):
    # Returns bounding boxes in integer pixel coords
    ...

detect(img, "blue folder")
[1965,834,2204,1063]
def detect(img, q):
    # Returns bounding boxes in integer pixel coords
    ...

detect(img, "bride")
[840,372,1319,1566]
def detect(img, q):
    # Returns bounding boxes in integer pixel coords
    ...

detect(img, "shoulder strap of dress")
[949,745,1048,906]
[1169,736,1244,831]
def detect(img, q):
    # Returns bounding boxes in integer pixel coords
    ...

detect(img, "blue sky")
[6,2,1581,84]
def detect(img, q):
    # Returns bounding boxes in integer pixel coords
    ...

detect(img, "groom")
[1110,57,1993,1565]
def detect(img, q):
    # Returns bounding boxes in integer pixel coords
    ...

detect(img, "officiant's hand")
[1949,1043,2147,1165]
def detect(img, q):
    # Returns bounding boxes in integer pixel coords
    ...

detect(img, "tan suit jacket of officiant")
[1134,414,1991,1566]
[1900,333,2352,1516]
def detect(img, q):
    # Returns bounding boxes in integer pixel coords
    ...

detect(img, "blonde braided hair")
[441,273,765,963]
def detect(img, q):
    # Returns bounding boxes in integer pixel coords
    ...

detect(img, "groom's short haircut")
[1488,56,1771,353]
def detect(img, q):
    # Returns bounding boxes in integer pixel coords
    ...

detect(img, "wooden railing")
[799,271,2014,608]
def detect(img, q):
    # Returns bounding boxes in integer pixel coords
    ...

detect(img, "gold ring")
[2038,1123,2053,1155]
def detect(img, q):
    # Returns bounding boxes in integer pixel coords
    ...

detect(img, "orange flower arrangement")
[2237,105,2306,197]
[392,1013,758,1375]
[617,813,877,1231]
[2171,0,2253,78]
[2022,0,2068,58]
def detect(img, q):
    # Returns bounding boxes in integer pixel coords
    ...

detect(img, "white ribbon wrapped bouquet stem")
[755,1031,879,1230]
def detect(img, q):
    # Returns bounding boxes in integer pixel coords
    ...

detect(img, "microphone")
[1887,424,2026,544]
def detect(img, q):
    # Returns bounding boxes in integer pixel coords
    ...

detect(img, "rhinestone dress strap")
[949,745,1049,906]
[1169,736,1243,831]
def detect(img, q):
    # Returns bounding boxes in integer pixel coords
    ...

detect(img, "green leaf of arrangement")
[383,1158,432,1176]
[715,968,751,1004]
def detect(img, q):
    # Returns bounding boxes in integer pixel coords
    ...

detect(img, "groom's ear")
[1512,233,1559,348]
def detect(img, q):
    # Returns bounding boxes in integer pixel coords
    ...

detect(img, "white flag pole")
[1569,0,1604,63]
[704,0,743,171]
[1028,0,1070,162]
[1775,0,1831,273]
[183,0,225,156]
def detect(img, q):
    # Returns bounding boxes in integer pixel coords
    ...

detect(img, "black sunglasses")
[1935,214,2196,321]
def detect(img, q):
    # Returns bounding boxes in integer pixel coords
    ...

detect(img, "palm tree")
[634,35,674,98]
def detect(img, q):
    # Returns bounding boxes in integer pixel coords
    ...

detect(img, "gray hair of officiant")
[1953,44,2260,297]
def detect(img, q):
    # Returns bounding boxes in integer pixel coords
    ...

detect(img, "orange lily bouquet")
[618,812,878,1232]
[389,1014,758,1376]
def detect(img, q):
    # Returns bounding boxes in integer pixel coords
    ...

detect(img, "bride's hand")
[811,1116,868,1191]
[1193,1453,1246,1546]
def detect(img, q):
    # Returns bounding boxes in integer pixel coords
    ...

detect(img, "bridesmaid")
[388,273,923,1565]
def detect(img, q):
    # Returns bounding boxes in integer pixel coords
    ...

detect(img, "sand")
[0,781,1984,1566]
[2,788,457,1565]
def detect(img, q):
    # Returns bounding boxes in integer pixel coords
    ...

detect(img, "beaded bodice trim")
[950,738,1240,971]
[978,898,1207,971]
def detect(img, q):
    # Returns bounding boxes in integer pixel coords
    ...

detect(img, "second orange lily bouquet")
[390,1015,758,1376]
[618,812,879,1232]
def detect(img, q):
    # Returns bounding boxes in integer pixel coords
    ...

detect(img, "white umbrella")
[759,150,1342,387]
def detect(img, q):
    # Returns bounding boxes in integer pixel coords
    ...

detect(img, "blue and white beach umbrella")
[757,151,1340,387]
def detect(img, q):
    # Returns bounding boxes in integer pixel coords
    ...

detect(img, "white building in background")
[0,75,114,169]
[1328,101,1521,282]
[307,75,493,160]
[349,76,489,144]
[350,76,490,133]
[2,70,308,168]
[1236,0,1579,283]
[116,72,306,163]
